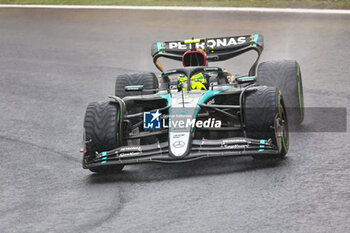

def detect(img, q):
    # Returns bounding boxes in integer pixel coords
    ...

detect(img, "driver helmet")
[177,75,188,91]
[190,72,207,90]
[177,72,208,91]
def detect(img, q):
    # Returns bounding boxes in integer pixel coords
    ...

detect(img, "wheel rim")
[275,94,289,154]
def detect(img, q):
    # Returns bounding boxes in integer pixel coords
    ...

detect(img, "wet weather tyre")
[115,72,159,98]
[244,86,289,159]
[83,101,124,173]
[257,60,304,126]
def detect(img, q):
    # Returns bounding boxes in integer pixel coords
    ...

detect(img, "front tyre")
[83,102,124,173]
[244,86,289,159]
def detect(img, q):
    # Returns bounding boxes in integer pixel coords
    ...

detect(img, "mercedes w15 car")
[82,34,304,173]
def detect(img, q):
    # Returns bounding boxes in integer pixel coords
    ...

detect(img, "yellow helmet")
[177,72,207,91]
[177,75,188,91]
[190,72,207,90]
[191,81,206,90]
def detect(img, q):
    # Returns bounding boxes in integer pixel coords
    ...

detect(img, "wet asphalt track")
[0,7,350,233]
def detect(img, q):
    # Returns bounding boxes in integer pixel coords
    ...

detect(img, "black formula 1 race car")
[82,34,304,173]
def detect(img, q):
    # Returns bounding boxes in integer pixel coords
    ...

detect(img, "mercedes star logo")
[173,141,185,148]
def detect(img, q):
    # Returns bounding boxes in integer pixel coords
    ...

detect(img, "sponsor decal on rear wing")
[151,34,263,75]
[151,34,263,56]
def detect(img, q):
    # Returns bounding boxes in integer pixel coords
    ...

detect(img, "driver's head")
[190,72,207,90]
[177,72,208,91]
[177,75,188,91]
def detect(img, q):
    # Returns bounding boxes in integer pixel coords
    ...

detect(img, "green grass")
[1,0,350,9]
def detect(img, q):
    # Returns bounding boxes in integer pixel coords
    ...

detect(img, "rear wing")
[151,34,263,76]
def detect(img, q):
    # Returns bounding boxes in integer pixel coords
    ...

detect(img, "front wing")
[83,137,279,169]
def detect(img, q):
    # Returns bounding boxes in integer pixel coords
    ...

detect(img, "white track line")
[0,4,349,14]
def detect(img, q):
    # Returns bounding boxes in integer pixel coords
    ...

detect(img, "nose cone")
[169,132,191,157]
[168,91,203,158]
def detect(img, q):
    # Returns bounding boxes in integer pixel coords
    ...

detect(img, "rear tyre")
[244,87,289,159]
[83,102,124,173]
[115,72,159,98]
[257,60,304,126]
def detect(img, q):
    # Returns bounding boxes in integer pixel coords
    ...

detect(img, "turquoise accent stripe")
[190,88,232,132]
[198,88,232,105]
[102,157,107,160]
[125,85,143,88]
[254,34,259,43]
[253,34,259,47]
[194,88,232,119]
[102,152,107,156]
[157,93,171,106]
[157,93,171,132]
[237,76,255,80]
[101,161,107,164]
[259,140,265,151]
[157,42,163,54]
